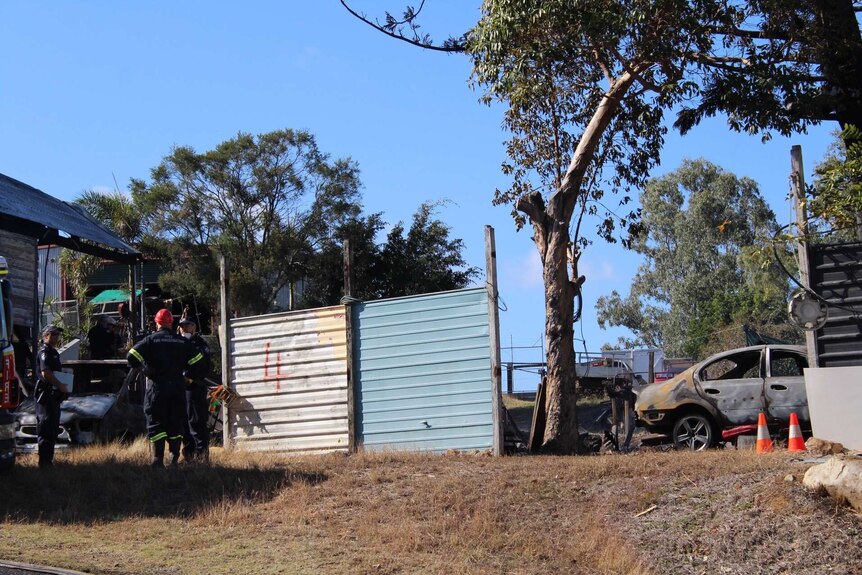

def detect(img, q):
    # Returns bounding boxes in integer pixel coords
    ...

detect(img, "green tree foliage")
[595,160,797,358]
[301,201,480,307]
[377,201,479,297]
[130,129,363,316]
[343,0,862,453]
[300,213,385,307]
[76,190,150,246]
[811,126,862,240]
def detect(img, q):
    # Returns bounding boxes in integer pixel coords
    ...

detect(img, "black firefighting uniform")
[127,327,204,459]
[182,333,211,459]
[35,343,64,468]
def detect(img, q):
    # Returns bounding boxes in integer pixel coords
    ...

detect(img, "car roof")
[697,344,806,366]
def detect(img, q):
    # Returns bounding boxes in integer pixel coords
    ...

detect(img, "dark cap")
[178,317,196,326]
[42,325,62,336]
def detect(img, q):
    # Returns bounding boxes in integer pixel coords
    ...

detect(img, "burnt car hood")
[635,365,701,412]
[16,394,118,423]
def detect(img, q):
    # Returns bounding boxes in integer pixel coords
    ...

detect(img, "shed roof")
[0,172,140,263]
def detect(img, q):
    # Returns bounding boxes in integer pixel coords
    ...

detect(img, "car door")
[696,348,765,426]
[764,347,809,424]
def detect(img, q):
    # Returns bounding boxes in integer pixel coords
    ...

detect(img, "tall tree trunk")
[518,69,642,454]
[538,221,580,453]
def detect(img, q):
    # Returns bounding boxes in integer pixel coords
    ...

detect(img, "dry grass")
[0,444,859,575]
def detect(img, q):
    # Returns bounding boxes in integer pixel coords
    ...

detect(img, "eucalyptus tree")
[343,0,862,453]
[595,159,791,358]
[131,129,363,317]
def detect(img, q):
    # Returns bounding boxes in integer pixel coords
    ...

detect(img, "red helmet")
[154,308,173,326]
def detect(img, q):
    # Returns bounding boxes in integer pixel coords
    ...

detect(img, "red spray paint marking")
[263,341,292,393]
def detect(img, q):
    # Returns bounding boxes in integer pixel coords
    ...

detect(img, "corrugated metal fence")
[809,241,862,367]
[354,289,494,453]
[228,306,350,454]
[225,288,498,455]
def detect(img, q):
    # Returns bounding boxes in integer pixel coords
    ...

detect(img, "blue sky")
[0,2,836,390]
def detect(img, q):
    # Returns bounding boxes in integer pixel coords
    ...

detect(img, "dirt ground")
[504,397,862,575]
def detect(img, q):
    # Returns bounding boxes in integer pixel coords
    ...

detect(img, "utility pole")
[791,145,819,368]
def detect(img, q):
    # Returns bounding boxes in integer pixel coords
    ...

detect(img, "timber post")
[219,252,233,448]
[791,145,819,368]
[343,239,357,452]
[485,225,503,456]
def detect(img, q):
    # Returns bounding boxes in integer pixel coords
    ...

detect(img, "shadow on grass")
[0,461,326,524]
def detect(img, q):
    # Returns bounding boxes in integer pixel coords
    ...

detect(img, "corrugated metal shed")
[38,246,64,303]
[1,230,37,330]
[809,241,862,367]
[226,306,349,454]
[354,288,494,453]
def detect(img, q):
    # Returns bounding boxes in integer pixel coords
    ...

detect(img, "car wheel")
[672,413,715,451]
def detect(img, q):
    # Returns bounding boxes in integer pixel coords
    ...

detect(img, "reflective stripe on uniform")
[169,434,183,441]
[149,431,168,442]
[188,353,203,366]
[129,348,144,362]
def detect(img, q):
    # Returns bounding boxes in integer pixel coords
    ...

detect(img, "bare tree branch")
[340,0,467,53]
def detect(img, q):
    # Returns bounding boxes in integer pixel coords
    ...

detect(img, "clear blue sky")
[0,2,836,390]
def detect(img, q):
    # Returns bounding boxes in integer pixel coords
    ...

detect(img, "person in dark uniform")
[177,317,212,462]
[87,315,117,360]
[35,325,70,469]
[127,308,204,468]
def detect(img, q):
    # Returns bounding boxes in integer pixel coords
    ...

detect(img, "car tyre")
[672,413,716,451]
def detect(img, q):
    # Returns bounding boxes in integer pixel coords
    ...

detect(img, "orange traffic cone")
[756,412,774,453]
[787,412,806,452]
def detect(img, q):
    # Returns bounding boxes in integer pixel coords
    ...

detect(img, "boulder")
[805,437,845,456]
[802,456,862,512]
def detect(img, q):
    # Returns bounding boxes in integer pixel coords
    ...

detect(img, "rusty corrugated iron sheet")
[227,305,349,454]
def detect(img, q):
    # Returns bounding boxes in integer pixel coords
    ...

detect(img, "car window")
[701,350,762,381]
[770,350,807,377]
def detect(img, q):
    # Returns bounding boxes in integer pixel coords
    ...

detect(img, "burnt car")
[635,345,809,450]
[14,360,146,451]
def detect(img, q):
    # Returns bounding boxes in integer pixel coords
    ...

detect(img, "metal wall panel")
[810,242,862,367]
[0,230,36,329]
[38,246,63,302]
[355,288,494,453]
[227,305,349,454]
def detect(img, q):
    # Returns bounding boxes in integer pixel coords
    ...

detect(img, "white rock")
[803,456,862,512]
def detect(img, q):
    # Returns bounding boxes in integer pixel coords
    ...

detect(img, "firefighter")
[35,325,69,469]
[177,316,212,462]
[127,308,204,468]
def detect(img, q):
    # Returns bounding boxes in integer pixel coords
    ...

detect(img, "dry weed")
[0,445,858,575]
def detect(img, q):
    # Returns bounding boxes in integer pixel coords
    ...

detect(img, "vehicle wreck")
[634,344,810,450]
[14,360,146,451]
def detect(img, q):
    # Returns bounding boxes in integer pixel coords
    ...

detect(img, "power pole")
[791,145,819,368]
